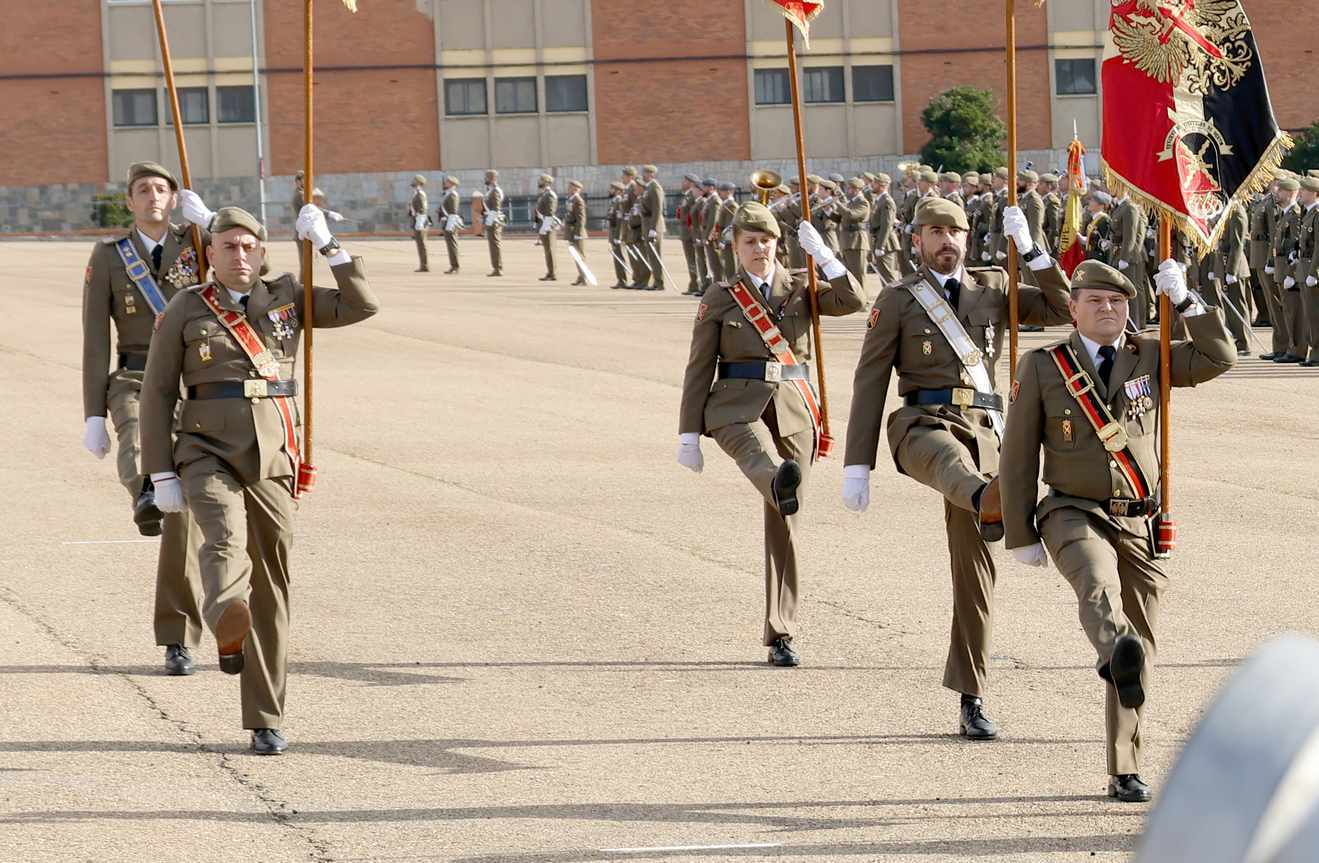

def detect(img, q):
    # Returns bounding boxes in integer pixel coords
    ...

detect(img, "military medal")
[1061,419,1074,443]
[984,323,996,358]
[1124,375,1153,419]
[268,303,297,340]
[198,341,212,363]
[922,340,933,355]
[867,306,880,329]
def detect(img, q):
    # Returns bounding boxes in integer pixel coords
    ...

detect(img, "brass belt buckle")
[1098,422,1129,452]
[1109,498,1132,517]
[243,379,269,399]
[951,387,975,407]
[764,361,783,383]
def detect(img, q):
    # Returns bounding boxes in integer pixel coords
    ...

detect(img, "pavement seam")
[0,584,336,863]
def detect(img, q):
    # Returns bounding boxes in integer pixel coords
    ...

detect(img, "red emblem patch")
[1010,380,1020,404]
[867,306,880,329]
[84,265,93,288]
[696,303,709,321]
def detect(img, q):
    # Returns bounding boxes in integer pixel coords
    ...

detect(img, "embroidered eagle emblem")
[1111,0,1251,93]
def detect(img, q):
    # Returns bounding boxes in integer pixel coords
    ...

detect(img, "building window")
[754,68,790,105]
[112,89,157,127]
[445,78,487,116]
[217,85,255,123]
[1055,58,1097,95]
[545,74,588,113]
[853,65,894,103]
[164,87,209,125]
[803,66,844,103]
[495,77,537,114]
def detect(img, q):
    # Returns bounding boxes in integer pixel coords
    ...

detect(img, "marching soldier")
[563,179,589,286]
[1214,201,1254,356]
[814,179,842,255]
[842,200,1071,739]
[1288,176,1318,365]
[141,203,379,754]
[607,181,630,289]
[713,182,739,281]
[1249,184,1276,328]
[939,172,964,211]
[780,178,805,270]
[678,203,866,666]
[1000,258,1235,802]
[678,174,701,294]
[702,179,725,288]
[83,161,204,676]
[837,177,872,288]
[640,165,666,291]
[483,169,505,277]
[408,174,430,273]
[900,170,938,274]
[534,173,559,282]
[1017,171,1047,284]
[1083,191,1114,263]
[689,179,714,295]
[868,172,901,285]
[1111,194,1150,328]
[1266,177,1303,362]
[1041,174,1063,257]
[290,170,306,258]
[437,175,462,274]
[622,167,651,289]
[987,168,1010,265]
[963,173,984,262]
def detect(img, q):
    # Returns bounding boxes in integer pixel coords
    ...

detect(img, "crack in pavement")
[0,584,336,863]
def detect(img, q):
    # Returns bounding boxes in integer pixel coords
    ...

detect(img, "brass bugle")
[750,169,783,205]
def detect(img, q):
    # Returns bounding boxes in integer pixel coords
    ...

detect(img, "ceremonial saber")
[1200,286,1269,355]
[149,0,207,281]
[1156,217,1174,557]
[1005,0,1021,379]
[648,240,676,290]
[567,244,598,287]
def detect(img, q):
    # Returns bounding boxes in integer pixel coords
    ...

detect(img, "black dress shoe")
[1237,349,1251,357]
[1107,773,1152,802]
[976,477,1004,543]
[772,460,802,516]
[1260,352,1279,360]
[216,600,252,675]
[487,270,502,277]
[1019,324,1044,333]
[1302,359,1319,367]
[959,695,998,740]
[572,278,586,286]
[164,644,194,676]
[1108,635,1146,709]
[1275,354,1303,363]
[251,728,288,755]
[444,267,459,274]
[133,480,164,537]
[610,283,626,289]
[767,637,800,667]
[539,275,556,281]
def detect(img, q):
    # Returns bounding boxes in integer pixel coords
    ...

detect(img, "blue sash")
[114,237,169,316]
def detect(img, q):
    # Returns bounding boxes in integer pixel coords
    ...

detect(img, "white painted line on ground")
[60,539,157,545]
[601,843,782,854]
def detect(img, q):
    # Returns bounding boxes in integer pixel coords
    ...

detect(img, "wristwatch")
[317,237,341,257]
[1174,295,1195,313]
[1020,244,1043,263]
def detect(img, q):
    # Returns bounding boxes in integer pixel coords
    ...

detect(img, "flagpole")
[300,0,316,491]
[1005,0,1020,380]
[784,18,834,457]
[150,0,207,281]
[1156,217,1174,557]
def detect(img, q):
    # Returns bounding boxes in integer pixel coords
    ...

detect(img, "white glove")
[178,189,214,228]
[1225,274,1237,284]
[1264,264,1275,274]
[538,220,552,236]
[1118,259,1129,271]
[980,251,991,261]
[296,204,333,248]
[1283,276,1296,289]
[995,250,1007,261]
[841,465,870,512]
[152,475,186,514]
[1012,543,1049,568]
[1100,239,1112,251]
[82,416,110,459]
[1002,206,1034,255]
[611,238,620,246]
[326,210,344,223]
[444,214,462,232]
[798,220,833,262]
[676,433,703,473]
[648,229,657,239]
[1308,276,1318,288]
[1154,258,1189,305]
[1207,271,1216,281]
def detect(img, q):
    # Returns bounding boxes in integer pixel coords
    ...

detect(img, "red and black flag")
[1100,0,1292,252]
[766,0,823,46]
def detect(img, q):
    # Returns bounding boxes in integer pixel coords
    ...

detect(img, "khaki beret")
[919,164,934,172]
[940,171,962,184]
[1071,260,1136,298]
[684,172,701,183]
[127,161,178,191]
[1278,177,1301,191]
[733,201,781,238]
[789,177,801,186]
[873,172,891,185]
[1300,177,1319,193]
[1018,169,1039,182]
[775,184,790,195]
[443,175,459,186]
[538,173,554,185]
[702,177,717,187]
[829,173,845,183]
[962,172,980,183]
[412,174,427,186]
[994,167,1009,179]
[622,166,638,177]
[485,169,499,179]
[642,164,658,174]
[806,174,823,184]
[717,181,736,191]
[210,206,267,242]
[1090,189,1113,205]
[608,181,624,191]
[914,197,970,231]
[862,172,877,181]
[919,170,938,183]
[847,177,865,190]
[819,179,838,192]
[567,179,583,189]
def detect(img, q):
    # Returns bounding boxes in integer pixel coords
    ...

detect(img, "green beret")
[962,172,980,183]
[1278,177,1301,191]
[733,201,780,238]
[1301,177,1319,193]
[994,167,1009,179]
[1071,260,1136,298]
[127,161,178,191]
[642,164,658,174]
[210,206,267,242]
[1018,169,1039,182]
[873,172,891,184]
[914,197,969,231]
[538,173,554,185]
[806,174,822,184]
[940,171,962,184]
[847,177,865,190]
[1040,172,1060,183]
[919,170,938,183]
[862,172,877,181]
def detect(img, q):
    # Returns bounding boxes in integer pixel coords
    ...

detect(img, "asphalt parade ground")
[2,235,1317,862]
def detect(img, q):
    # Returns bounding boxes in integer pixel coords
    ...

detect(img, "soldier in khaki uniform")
[1292,176,1319,365]
[483,170,505,277]
[899,170,938,274]
[639,165,666,291]
[141,204,379,754]
[562,179,589,286]
[842,199,1071,738]
[436,175,462,274]
[868,172,901,285]
[986,168,1010,264]
[1267,177,1304,362]
[621,167,651,288]
[83,162,204,676]
[607,181,630,289]
[1081,191,1114,263]
[1041,174,1063,256]
[1001,258,1234,802]
[1213,201,1253,355]
[1017,170,1047,290]
[677,173,701,294]
[701,179,725,287]
[837,177,872,288]
[678,204,866,666]
[939,172,964,211]
[962,173,983,262]
[408,175,430,273]
[814,179,842,256]
[779,178,805,269]
[712,182,739,282]
[1111,194,1150,328]
[1248,185,1276,327]
[534,173,559,282]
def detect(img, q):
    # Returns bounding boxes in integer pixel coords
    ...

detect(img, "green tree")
[1282,121,1319,174]
[918,86,1006,175]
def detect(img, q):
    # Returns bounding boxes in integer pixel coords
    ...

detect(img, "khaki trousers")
[568,237,586,282]
[644,235,664,288]
[412,230,428,270]
[894,423,995,697]
[1215,278,1252,350]
[181,459,295,730]
[629,234,652,285]
[705,243,724,286]
[681,234,698,291]
[842,250,868,292]
[710,405,813,645]
[873,251,901,286]
[443,231,459,270]
[1284,285,1309,357]
[610,239,630,285]
[107,371,204,647]
[1304,278,1319,359]
[693,241,709,290]
[487,224,503,273]
[541,231,557,278]
[1260,269,1291,354]
[1039,507,1165,776]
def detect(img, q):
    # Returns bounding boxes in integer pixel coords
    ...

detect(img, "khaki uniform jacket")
[837,193,872,252]
[437,189,461,229]
[679,265,866,436]
[535,188,558,230]
[624,183,643,239]
[701,194,722,244]
[82,225,203,417]
[1248,195,1272,269]
[780,195,803,234]
[713,196,738,246]
[844,263,1072,474]
[1112,199,1147,272]
[1217,204,1250,280]
[869,191,898,254]
[1294,204,1319,286]
[564,192,588,241]
[1085,211,1113,263]
[608,193,626,242]
[1021,190,1047,251]
[676,189,696,240]
[812,195,840,250]
[1043,192,1063,255]
[139,260,380,485]
[1000,313,1235,547]
[1272,201,1301,276]
[641,179,666,237]
[484,185,505,224]
[291,189,305,221]
[409,190,428,221]
[989,189,1008,258]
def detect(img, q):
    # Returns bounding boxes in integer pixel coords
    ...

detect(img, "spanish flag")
[1058,137,1086,277]
[766,0,824,46]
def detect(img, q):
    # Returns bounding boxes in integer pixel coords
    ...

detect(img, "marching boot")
[768,637,800,667]
[251,729,288,755]
[1107,774,1152,803]
[772,460,802,517]
[976,477,1004,542]
[215,600,252,675]
[1108,634,1146,709]
[133,477,163,537]
[958,694,998,740]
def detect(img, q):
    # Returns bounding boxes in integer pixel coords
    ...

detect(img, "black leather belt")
[118,352,148,372]
[718,361,810,382]
[187,380,297,400]
[1051,489,1158,518]
[904,387,1003,411]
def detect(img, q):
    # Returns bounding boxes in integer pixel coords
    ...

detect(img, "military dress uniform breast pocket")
[183,318,234,371]
[1044,393,1082,452]
[115,282,142,318]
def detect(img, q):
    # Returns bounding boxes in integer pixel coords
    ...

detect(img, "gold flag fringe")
[342,0,358,11]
